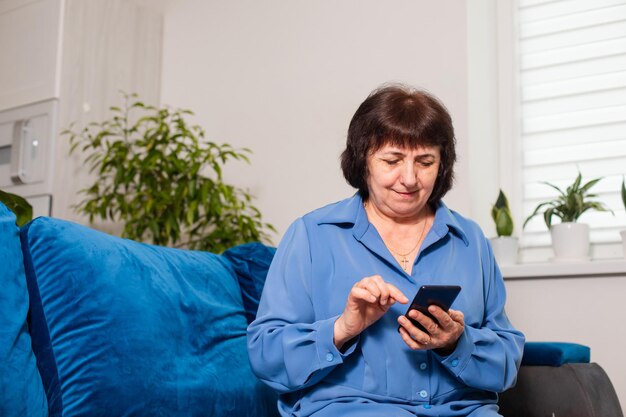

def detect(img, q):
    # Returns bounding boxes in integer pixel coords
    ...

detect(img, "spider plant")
[523,171,612,229]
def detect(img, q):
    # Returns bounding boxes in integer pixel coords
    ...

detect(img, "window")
[516,0,626,259]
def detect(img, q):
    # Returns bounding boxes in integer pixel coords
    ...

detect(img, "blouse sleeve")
[246,218,358,393]
[433,236,525,393]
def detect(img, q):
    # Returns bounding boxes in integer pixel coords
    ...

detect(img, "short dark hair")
[340,84,456,205]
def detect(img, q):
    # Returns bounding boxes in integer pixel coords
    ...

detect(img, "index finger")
[386,283,409,304]
[369,275,392,304]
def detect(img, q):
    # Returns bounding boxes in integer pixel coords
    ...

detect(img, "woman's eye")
[419,161,434,168]
[384,159,400,166]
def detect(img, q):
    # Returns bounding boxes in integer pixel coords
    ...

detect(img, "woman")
[247,85,525,416]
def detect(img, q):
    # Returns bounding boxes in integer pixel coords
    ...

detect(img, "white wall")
[161,0,471,240]
[505,274,626,409]
[466,0,501,238]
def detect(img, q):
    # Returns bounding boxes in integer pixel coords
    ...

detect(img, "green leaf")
[572,171,582,191]
[494,189,509,210]
[494,209,514,237]
[544,207,555,229]
[524,201,553,228]
[580,177,602,194]
[0,189,33,226]
[491,189,514,236]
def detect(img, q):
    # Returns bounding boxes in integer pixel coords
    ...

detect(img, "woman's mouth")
[394,190,418,199]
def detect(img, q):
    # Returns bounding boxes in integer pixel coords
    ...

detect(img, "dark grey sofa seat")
[499,363,623,417]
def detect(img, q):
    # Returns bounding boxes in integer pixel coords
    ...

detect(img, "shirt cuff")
[315,315,359,370]
[432,325,473,375]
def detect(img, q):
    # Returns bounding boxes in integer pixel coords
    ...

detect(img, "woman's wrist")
[333,316,353,350]
[433,338,459,356]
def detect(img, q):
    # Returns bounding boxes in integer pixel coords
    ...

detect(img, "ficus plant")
[523,171,612,230]
[64,93,275,253]
[491,189,514,237]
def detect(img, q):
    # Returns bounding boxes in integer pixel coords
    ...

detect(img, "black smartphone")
[401,285,461,333]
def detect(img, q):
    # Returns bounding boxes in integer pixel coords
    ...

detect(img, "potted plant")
[0,189,33,226]
[64,93,274,253]
[620,177,626,258]
[490,189,518,265]
[523,171,611,261]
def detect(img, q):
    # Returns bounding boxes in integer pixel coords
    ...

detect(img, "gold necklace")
[386,218,427,271]
[364,201,428,272]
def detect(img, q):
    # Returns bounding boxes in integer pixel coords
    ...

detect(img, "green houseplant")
[523,171,611,261]
[523,171,610,229]
[0,189,33,226]
[489,189,518,264]
[64,93,274,253]
[491,189,514,237]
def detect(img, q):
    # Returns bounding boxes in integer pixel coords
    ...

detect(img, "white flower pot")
[621,230,626,258]
[550,222,590,261]
[489,236,519,265]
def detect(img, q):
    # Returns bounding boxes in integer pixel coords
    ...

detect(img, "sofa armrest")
[499,363,624,417]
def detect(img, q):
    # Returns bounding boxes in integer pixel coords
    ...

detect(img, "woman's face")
[365,143,441,220]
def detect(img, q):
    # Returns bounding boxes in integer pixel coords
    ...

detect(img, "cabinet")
[0,0,162,219]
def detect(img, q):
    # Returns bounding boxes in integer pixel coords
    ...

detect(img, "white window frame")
[490,0,626,263]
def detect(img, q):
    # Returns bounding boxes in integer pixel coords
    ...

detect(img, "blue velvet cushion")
[0,202,48,417]
[20,216,278,417]
[222,243,276,324]
[522,342,591,366]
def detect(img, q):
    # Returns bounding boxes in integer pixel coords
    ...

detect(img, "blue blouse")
[247,194,525,417]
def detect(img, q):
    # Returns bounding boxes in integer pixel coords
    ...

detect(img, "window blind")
[518,0,626,248]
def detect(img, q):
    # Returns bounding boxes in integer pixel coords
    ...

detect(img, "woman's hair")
[340,84,456,205]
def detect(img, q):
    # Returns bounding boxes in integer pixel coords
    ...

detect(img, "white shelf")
[501,259,626,280]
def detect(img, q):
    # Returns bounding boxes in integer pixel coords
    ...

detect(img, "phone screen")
[403,285,461,333]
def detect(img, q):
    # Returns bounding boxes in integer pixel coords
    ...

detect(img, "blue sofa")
[2,202,623,417]
[1,202,279,417]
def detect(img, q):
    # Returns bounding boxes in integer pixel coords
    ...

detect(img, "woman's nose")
[401,164,418,186]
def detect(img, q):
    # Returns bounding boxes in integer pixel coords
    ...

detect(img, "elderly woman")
[247,85,525,417]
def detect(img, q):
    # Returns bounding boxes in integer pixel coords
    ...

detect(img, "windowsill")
[501,258,626,280]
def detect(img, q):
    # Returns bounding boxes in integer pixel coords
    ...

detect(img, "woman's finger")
[359,282,383,304]
[365,275,398,306]
[350,286,378,303]
[399,315,431,342]
[386,283,409,304]
[398,322,431,350]
[407,309,438,334]
[448,308,465,326]
[369,275,391,304]
[427,306,453,331]
[354,276,408,307]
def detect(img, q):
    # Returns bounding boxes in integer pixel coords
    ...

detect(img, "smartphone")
[401,285,461,333]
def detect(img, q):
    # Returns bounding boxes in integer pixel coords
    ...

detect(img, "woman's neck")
[364,200,434,274]
[364,199,433,232]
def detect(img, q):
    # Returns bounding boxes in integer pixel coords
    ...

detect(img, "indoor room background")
[1,0,625,407]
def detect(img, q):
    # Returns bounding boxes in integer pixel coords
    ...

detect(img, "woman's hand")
[334,275,408,350]
[397,306,465,354]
